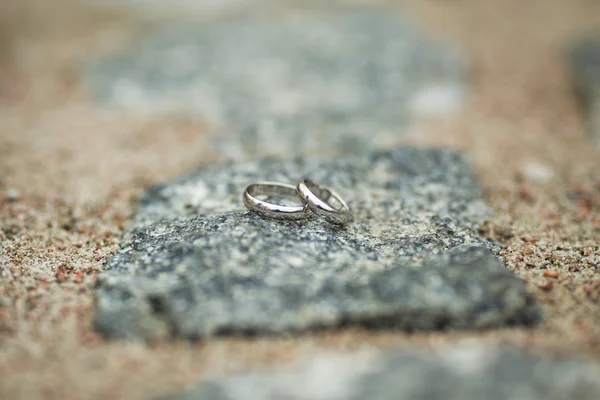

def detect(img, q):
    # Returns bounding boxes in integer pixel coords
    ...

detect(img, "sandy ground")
[1,0,600,399]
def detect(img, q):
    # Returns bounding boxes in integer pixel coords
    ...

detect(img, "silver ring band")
[296,179,350,225]
[243,182,310,220]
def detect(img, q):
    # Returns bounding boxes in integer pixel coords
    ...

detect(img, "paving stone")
[85,13,468,158]
[570,39,600,149]
[161,347,600,400]
[88,0,258,16]
[95,148,540,340]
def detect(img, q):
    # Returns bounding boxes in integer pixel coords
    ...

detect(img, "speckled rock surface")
[85,13,467,158]
[95,148,540,340]
[571,39,600,149]
[89,0,260,18]
[163,347,600,400]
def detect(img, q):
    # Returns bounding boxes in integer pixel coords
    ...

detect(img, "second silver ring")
[296,179,350,225]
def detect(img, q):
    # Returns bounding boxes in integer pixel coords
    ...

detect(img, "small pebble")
[543,270,559,278]
[495,225,513,239]
[519,187,535,203]
[539,282,553,291]
[522,162,554,184]
[6,188,21,202]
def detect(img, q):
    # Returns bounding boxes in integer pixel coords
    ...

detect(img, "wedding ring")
[296,179,350,225]
[243,182,310,220]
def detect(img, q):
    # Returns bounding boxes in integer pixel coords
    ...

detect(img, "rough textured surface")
[85,13,467,157]
[571,39,600,149]
[95,149,540,340]
[131,148,489,227]
[165,347,600,400]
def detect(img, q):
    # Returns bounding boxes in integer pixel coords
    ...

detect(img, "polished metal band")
[296,179,350,225]
[243,182,310,220]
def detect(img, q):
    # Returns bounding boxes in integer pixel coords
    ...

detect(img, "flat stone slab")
[85,13,467,158]
[163,347,600,400]
[89,0,263,20]
[96,148,540,340]
[570,39,600,149]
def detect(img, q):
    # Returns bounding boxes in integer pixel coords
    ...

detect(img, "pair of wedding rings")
[242,179,350,225]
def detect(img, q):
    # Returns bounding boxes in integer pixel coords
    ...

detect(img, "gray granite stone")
[89,0,259,18]
[571,39,600,149]
[85,13,468,158]
[162,347,600,400]
[95,148,540,340]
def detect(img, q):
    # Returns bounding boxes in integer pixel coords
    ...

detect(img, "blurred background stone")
[163,347,600,400]
[571,39,600,149]
[85,12,468,158]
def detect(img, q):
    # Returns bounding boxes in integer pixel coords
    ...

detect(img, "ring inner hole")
[308,183,344,211]
[249,184,300,207]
